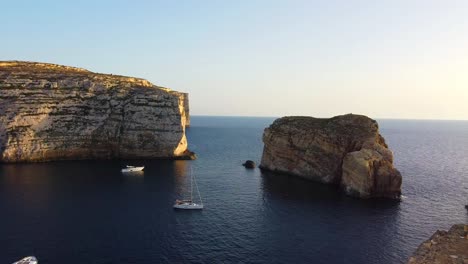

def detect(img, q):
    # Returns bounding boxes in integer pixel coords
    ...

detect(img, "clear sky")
[2,0,468,120]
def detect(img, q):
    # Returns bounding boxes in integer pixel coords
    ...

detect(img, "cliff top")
[268,114,380,139]
[0,61,90,73]
[0,61,171,92]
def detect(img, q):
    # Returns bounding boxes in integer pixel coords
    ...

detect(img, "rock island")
[260,114,402,199]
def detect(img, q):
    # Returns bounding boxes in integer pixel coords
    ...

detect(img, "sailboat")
[174,167,203,210]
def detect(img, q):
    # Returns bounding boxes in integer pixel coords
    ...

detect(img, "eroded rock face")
[260,114,402,199]
[407,224,468,264]
[0,61,192,162]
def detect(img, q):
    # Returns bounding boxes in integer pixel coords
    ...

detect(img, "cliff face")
[407,224,468,264]
[260,114,402,199]
[0,61,191,162]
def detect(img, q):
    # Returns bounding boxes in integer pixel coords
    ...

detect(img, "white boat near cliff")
[121,165,144,173]
[13,256,38,264]
[174,167,204,210]
[174,199,204,209]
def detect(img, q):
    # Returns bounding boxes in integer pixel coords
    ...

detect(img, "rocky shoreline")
[0,61,192,162]
[407,224,468,264]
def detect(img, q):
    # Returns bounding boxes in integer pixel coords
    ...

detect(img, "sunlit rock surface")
[0,61,192,162]
[260,114,402,199]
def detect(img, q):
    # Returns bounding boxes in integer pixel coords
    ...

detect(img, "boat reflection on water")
[121,170,144,177]
[120,167,144,183]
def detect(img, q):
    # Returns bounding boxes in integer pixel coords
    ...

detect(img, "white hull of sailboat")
[173,203,204,210]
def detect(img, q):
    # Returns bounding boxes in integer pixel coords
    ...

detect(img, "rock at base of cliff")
[176,150,197,160]
[242,160,256,169]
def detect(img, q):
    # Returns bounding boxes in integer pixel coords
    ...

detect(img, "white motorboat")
[174,167,203,210]
[13,256,38,264]
[121,165,144,173]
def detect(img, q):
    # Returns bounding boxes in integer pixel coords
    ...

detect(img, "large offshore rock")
[0,61,192,162]
[260,114,402,199]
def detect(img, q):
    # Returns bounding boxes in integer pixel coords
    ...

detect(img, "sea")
[1,116,467,264]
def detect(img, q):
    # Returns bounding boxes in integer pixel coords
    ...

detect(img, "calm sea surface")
[1,116,467,263]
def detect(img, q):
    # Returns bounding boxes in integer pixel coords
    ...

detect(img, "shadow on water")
[260,169,401,210]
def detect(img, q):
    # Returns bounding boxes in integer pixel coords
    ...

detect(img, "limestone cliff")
[407,224,468,264]
[0,61,192,162]
[260,114,402,199]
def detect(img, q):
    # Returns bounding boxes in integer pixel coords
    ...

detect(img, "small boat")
[121,165,144,173]
[174,199,204,209]
[13,256,38,264]
[174,167,203,210]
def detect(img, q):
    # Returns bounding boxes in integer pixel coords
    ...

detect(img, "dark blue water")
[1,116,467,263]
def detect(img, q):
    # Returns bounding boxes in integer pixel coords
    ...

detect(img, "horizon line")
[190,114,468,122]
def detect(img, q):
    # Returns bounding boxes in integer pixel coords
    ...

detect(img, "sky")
[2,0,468,120]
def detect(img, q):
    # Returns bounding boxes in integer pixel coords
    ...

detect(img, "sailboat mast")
[190,166,193,202]
[194,172,203,205]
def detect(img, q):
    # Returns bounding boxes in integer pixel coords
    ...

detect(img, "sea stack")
[259,114,402,199]
[0,61,192,162]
